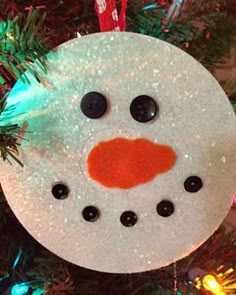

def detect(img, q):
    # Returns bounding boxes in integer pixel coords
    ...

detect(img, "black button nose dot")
[52,183,69,200]
[184,176,203,193]
[80,92,107,119]
[82,206,100,222]
[156,200,174,217]
[130,95,158,123]
[120,211,138,227]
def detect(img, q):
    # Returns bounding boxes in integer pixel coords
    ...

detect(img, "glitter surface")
[1,32,236,273]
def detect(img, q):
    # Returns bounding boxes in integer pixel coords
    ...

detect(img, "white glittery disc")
[1,32,235,273]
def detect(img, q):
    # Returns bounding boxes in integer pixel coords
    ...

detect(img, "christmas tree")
[0,1,236,294]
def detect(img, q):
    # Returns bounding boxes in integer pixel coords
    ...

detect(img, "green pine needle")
[0,8,48,85]
[134,1,236,69]
[0,93,24,167]
[0,123,23,167]
[0,8,48,166]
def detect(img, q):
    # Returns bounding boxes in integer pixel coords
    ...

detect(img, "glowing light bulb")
[202,275,225,295]
[11,283,29,295]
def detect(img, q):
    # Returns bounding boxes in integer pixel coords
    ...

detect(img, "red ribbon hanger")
[95,0,127,32]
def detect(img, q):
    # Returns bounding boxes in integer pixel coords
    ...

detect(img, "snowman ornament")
[1,32,235,274]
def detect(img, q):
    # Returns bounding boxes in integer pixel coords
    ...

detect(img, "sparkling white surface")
[1,32,236,273]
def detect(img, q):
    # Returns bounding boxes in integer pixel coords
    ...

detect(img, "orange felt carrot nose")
[87,138,177,189]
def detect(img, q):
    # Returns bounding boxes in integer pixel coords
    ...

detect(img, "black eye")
[184,176,203,193]
[120,211,138,227]
[80,92,107,119]
[82,206,100,222]
[156,200,174,217]
[130,95,158,123]
[52,183,69,200]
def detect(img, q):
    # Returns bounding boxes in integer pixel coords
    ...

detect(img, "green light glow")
[11,283,29,295]
[12,248,23,269]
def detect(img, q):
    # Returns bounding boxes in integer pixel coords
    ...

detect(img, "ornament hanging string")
[95,0,127,32]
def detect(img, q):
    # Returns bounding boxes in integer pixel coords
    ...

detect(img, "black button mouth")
[82,206,100,222]
[52,183,69,200]
[120,211,138,227]
[156,200,175,217]
[184,176,203,193]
